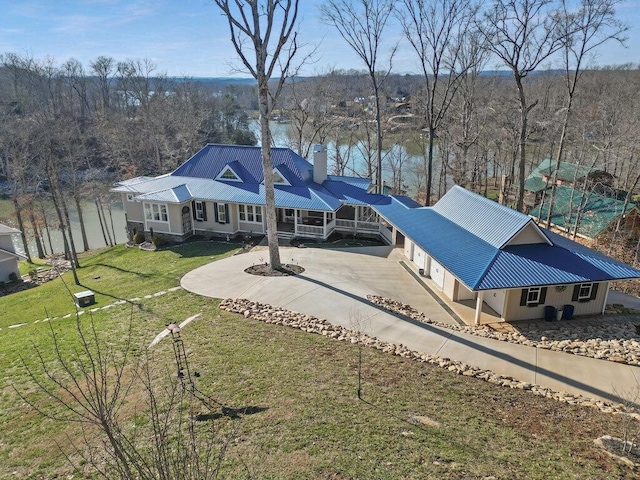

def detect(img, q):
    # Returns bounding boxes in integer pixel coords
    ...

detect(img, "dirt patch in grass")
[244,263,304,276]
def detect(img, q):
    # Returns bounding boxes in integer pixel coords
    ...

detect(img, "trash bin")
[556,308,563,321]
[563,304,574,320]
[544,305,556,322]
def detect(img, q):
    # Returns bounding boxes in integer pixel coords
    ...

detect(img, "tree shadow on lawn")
[161,241,242,258]
[195,405,268,421]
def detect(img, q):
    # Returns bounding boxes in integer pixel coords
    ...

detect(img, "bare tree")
[478,0,569,211]
[398,0,479,205]
[544,0,627,227]
[214,0,302,270]
[18,311,235,479]
[321,0,397,194]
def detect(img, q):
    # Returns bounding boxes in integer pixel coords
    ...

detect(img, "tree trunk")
[11,194,32,263]
[28,209,45,259]
[516,75,528,212]
[372,75,383,194]
[424,127,436,206]
[545,95,574,228]
[61,194,80,268]
[74,194,90,252]
[95,198,110,246]
[258,80,281,270]
[40,202,54,255]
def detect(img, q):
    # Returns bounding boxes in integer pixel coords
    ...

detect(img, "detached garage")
[373,186,640,324]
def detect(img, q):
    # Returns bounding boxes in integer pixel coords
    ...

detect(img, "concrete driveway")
[182,246,640,405]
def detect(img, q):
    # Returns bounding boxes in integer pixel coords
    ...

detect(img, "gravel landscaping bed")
[368,295,640,367]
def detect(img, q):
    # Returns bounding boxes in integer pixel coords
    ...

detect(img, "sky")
[0,0,639,78]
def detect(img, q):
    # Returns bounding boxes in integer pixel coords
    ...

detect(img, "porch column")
[601,282,610,315]
[323,211,327,237]
[294,209,299,236]
[475,291,484,325]
[354,206,358,232]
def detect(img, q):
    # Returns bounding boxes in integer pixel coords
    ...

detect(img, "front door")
[181,206,192,238]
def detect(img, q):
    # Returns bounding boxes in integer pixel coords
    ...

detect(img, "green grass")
[0,242,635,479]
[0,241,239,328]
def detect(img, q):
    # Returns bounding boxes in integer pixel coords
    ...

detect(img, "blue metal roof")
[327,174,371,190]
[432,185,545,248]
[375,186,640,290]
[171,144,314,186]
[136,184,192,203]
[390,195,422,208]
[113,144,376,212]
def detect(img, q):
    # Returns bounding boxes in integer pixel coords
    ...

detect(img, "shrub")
[28,269,38,281]
[152,235,165,247]
[8,272,18,282]
[134,232,145,244]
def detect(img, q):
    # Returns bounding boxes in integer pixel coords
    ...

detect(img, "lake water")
[17,201,127,257]
[250,120,442,196]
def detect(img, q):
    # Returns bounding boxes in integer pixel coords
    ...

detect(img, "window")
[214,202,228,224]
[272,169,288,185]
[519,286,547,307]
[526,287,542,305]
[239,205,263,223]
[192,201,207,222]
[578,283,592,300]
[144,203,168,222]
[218,166,240,181]
[195,201,205,221]
[196,202,204,221]
[572,283,598,303]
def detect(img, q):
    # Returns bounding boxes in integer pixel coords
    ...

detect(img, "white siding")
[485,289,506,316]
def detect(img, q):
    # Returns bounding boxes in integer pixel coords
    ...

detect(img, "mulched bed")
[244,263,304,276]
[596,435,640,467]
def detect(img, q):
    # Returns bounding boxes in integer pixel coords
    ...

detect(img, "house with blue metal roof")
[114,144,640,324]
[112,144,388,243]
[373,186,640,324]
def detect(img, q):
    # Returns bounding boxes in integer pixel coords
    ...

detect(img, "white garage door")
[430,259,445,289]
[412,246,426,270]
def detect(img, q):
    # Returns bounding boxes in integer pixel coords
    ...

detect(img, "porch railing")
[380,226,393,243]
[335,219,381,233]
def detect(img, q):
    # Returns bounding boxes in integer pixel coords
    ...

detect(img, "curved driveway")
[182,246,640,405]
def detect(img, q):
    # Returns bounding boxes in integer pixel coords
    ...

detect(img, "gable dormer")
[216,165,241,182]
[260,167,291,186]
[272,167,290,186]
[504,220,552,247]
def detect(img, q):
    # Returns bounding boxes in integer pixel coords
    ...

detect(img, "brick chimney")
[313,144,327,184]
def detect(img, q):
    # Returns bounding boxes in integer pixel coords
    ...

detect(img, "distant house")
[524,158,613,208]
[524,159,635,239]
[529,185,638,239]
[374,186,640,324]
[0,224,25,282]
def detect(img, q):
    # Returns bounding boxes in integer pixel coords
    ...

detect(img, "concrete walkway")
[182,246,640,404]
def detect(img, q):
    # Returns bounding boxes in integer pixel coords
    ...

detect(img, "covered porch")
[276,208,336,239]
[275,204,389,241]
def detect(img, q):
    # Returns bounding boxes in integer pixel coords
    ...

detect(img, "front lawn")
[0,241,239,328]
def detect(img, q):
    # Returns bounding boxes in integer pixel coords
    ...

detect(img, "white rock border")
[367,295,640,367]
[220,298,640,417]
